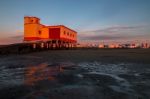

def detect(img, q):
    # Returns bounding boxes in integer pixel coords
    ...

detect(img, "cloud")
[78,25,149,41]
[10,35,23,39]
[80,25,142,34]
[0,35,23,45]
[80,35,125,40]
[92,26,140,33]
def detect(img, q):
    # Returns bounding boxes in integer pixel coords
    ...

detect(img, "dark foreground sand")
[0,49,150,99]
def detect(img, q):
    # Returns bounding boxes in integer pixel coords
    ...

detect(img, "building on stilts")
[24,16,77,50]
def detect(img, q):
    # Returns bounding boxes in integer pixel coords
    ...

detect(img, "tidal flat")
[0,49,150,99]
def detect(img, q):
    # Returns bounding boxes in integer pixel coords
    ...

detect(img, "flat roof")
[24,16,40,20]
[47,25,77,33]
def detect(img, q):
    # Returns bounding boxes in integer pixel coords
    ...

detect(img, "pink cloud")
[0,35,23,45]
[78,25,150,42]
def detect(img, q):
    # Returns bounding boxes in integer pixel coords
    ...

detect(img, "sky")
[0,0,150,45]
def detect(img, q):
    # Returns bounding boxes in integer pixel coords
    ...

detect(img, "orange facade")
[24,16,77,43]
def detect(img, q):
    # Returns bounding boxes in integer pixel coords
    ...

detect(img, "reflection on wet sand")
[25,63,63,85]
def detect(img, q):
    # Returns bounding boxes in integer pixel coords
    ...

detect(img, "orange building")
[24,16,77,48]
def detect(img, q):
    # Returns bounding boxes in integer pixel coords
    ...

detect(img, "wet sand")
[0,49,150,99]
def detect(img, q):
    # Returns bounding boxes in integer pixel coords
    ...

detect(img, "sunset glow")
[0,0,150,45]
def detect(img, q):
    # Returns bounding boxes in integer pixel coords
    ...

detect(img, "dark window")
[39,31,41,35]
[64,31,66,35]
[31,20,33,23]
[35,19,39,23]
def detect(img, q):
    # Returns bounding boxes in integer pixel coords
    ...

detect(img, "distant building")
[98,44,105,48]
[108,44,119,48]
[76,43,83,48]
[130,43,136,48]
[142,43,149,48]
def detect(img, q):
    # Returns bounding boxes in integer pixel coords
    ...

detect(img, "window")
[31,20,33,23]
[64,31,66,35]
[39,31,41,35]
[67,32,69,36]
[35,19,39,23]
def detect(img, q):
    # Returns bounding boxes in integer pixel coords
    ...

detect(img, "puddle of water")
[0,62,71,89]
[24,63,64,85]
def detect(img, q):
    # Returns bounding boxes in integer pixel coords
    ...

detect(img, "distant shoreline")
[0,43,150,55]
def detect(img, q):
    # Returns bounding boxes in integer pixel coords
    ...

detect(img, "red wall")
[49,28,60,39]
[24,37,40,41]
